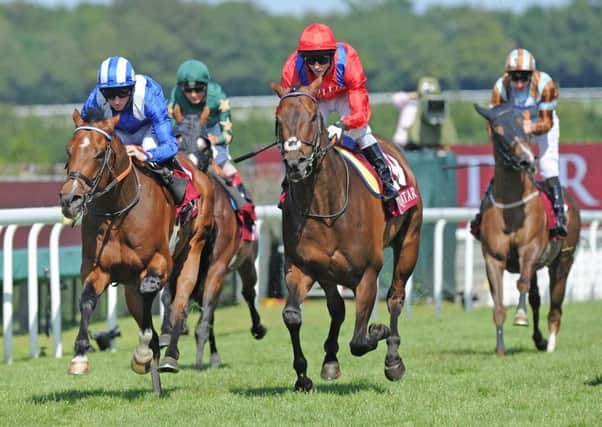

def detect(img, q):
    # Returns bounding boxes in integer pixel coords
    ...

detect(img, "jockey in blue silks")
[81,56,192,216]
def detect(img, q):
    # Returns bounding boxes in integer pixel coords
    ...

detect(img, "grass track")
[1,299,601,426]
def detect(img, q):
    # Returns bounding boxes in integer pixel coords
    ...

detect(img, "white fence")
[2,206,602,364]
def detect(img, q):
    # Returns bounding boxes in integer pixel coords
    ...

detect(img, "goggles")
[302,53,332,65]
[181,82,207,94]
[101,87,133,100]
[510,71,532,82]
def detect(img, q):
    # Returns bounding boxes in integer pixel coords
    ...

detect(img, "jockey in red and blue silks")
[81,56,194,220]
[280,22,397,201]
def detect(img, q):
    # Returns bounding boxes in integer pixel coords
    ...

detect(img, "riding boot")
[546,176,568,237]
[163,166,187,206]
[235,182,253,204]
[469,179,493,240]
[361,144,398,201]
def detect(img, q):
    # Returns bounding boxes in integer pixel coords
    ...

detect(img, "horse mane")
[82,107,108,125]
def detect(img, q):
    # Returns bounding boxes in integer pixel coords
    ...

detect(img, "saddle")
[336,136,420,217]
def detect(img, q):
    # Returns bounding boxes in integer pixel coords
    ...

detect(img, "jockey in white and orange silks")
[280,22,397,201]
[471,48,567,238]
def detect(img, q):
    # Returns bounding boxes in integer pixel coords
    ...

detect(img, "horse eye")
[94,151,105,160]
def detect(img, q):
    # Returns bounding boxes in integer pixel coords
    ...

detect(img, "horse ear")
[72,109,85,127]
[107,115,120,132]
[200,105,210,126]
[173,104,184,123]
[308,76,322,95]
[271,82,285,98]
[474,103,492,121]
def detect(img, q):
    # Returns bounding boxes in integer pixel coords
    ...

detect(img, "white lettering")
[560,154,601,207]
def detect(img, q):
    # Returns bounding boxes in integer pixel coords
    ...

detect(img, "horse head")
[172,104,212,172]
[59,109,130,220]
[474,102,536,173]
[271,77,328,182]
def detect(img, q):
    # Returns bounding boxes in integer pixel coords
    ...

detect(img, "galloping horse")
[59,110,215,394]
[474,102,581,356]
[158,109,267,373]
[271,79,423,391]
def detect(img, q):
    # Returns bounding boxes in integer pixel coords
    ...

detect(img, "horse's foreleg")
[546,252,573,352]
[283,264,314,392]
[385,230,419,381]
[528,275,547,351]
[238,259,267,340]
[208,320,221,368]
[140,253,171,294]
[159,253,200,373]
[68,269,110,375]
[124,287,162,395]
[159,280,174,348]
[159,284,191,373]
[195,265,226,369]
[484,255,506,356]
[350,268,389,357]
[320,282,345,381]
[514,248,539,327]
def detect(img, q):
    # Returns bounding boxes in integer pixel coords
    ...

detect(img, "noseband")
[67,125,140,217]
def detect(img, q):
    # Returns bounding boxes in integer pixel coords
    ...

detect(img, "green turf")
[1,299,601,426]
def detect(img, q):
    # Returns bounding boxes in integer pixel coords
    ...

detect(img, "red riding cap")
[297,23,336,52]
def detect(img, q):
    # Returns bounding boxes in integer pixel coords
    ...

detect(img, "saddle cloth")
[210,171,257,242]
[335,137,420,216]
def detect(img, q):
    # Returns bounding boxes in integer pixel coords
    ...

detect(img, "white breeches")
[535,111,560,178]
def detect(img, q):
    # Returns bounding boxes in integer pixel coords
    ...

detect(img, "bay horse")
[157,108,267,373]
[271,79,423,391]
[59,110,215,394]
[474,102,581,356]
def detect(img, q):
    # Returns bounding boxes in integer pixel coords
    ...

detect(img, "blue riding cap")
[97,56,136,89]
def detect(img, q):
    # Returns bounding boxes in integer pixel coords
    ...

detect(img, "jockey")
[81,56,194,221]
[280,22,398,201]
[169,59,256,224]
[471,48,567,238]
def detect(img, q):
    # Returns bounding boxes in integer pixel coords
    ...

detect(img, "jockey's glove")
[327,121,346,141]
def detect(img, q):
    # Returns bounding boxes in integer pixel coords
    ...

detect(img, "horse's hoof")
[131,357,151,375]
[294,376,313,392]
[513,309,529,326]
[251,324,267,340]
[158,356,179,373]
[159,334,171,348]
[140,274,161,294]
[320,361,341,381]
[210,353,221,369]
[68,355,89,375]
[384,357,406,381]
[535,339,548,352]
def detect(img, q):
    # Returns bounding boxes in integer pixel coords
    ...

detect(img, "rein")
[69,125,141,217]
[276,91,348,221]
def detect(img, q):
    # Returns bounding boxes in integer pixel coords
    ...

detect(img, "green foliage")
[1,300,601,425]
[0,0,601,103]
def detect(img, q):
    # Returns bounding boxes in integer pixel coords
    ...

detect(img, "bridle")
[275,91,349,221]
[275,91,336,180]
[489,111,539,209]
[67,125,140,217]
